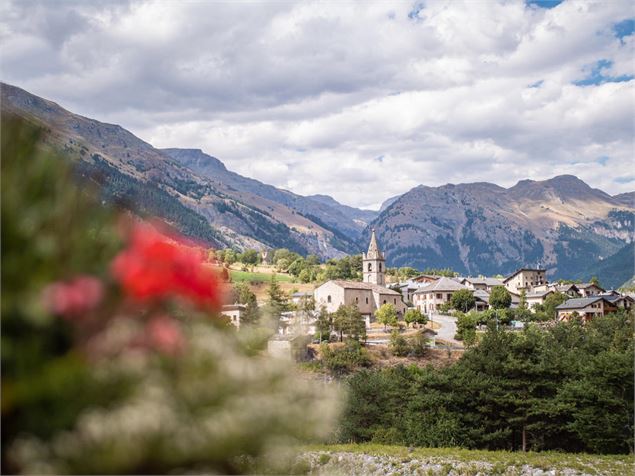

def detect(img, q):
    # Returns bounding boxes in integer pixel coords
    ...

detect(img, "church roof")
[365,229,384,260]
[330,280,400,295]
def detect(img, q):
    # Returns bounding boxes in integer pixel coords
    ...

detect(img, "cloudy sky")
[1,0,634,209]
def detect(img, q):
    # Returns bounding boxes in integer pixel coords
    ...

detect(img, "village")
[219,231,635,359]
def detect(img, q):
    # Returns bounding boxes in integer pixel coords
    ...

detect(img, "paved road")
[430,314,463,348]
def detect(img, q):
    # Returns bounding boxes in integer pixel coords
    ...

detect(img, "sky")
[1,0,634,210]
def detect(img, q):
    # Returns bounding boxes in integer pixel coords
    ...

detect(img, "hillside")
[574,243,635,289]
[0,82,364,258]
[366,177,634,278]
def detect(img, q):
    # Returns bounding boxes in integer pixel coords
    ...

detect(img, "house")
[291,291,313,305]
[314,231,407,325]
[526,290,554,309]
[473,289,491,311]
[390,282,419,304]
[412,277,469,314]
[461,277,504,292]
[221,304,246,329]
[550,283,582,298]
[503,268,546,294]
[556,297,618,322]
[577,283,606,297]
[599,293,634,310]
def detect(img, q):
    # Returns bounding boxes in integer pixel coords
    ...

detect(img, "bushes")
[390,330,431,358]
[320,340,372,376]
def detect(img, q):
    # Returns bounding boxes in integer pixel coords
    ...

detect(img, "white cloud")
[1,0,633,209]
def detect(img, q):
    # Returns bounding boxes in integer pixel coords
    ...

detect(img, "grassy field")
[229,269,294,283]
[300,443,633,475]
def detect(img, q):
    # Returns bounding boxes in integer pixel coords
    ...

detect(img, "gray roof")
[577,283,606,291]
[462,277,504,287]
[552,284,580,293]
[526,290,553,298]
[414,277,468,294]
[556,297,607,310]
[330,280,401,295]
[292,291,312,297]
[473,290,490,302]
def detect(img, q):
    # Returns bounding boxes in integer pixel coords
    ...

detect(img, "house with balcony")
[556,297,618,322]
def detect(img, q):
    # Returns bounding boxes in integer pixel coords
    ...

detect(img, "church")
[313,230,407,325]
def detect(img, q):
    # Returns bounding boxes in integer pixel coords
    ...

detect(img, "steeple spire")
[363,229,385,285]
[366,228,384,260]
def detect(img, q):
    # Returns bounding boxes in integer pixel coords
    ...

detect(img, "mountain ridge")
[2,81,633,279]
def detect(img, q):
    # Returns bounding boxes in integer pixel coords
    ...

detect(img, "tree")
[223,249,237,265]
[275,257,290,272]
[489,286,512,310]
[234,282,260,326]
[543,292,568,320]
[333,304,366,342]
[518,289,528,310]
[590,276,601,286]
[305,254,320,266]
[404,308,428,328]
[389,329,409,356]
[315,306,332,342]
[239,249,260,265]
[450,289,476,313]
[287,257,306,276]
[265,275,289,325]
[455,311,478,346]
[376,303,398,331]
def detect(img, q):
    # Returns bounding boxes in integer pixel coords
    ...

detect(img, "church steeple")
[363,229,385,285]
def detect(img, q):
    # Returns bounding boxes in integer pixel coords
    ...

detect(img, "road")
[430,313,463,348]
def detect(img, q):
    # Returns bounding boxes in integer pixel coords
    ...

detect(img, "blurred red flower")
[111,222,223,310]
[146,315,184,355]
[42,275,104,318]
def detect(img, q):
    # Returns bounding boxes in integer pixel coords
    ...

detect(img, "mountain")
[0,82,367,258]
[573,243,634,290]
[4,81,633,278]
[366,177,634,278]
[613,192,635,207]
[161,148,375,243]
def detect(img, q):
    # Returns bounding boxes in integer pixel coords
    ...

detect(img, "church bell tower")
[363,229,385,285]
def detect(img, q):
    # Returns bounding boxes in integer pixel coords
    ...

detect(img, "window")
[394,298,396,304]
[327,295,331,303]
[379,263,382,272]
[436,293,442,299]
[383,300,386,304]
[355,297,359,304]
[367,263,372,272]
[365,297,369,304]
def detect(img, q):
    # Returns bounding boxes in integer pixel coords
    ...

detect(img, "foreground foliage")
[1,119,340,474]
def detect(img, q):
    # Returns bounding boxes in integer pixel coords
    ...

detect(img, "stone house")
[461,277,504,292]
[412,277,469,314]
[503,268,547,294]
